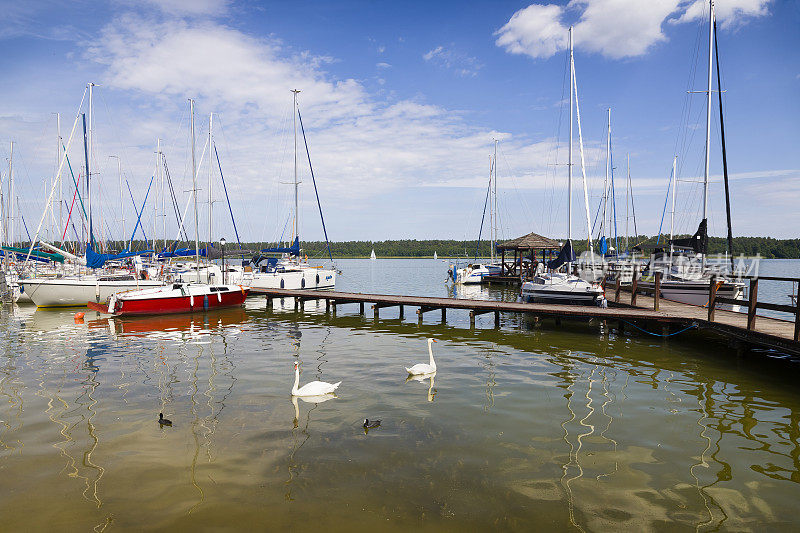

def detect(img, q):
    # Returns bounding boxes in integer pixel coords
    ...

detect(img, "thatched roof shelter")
[496,232,560,252]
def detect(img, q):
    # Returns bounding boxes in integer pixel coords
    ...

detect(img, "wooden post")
[501,250,506,275]
[707,276,718,322]
[630,265,639,306]
[654,271,661,312]
[794,291,799,342]
[494,310,500,328]
[266,296,272,309]
[399,305,404,319]
[469,310,476,328]
[614,274,621,303]
[747,278,758,331]
[372,304,379,319]
[325,299,330,313]
[359,302,364,315]
[331,300,336,315]
[441,308,446,323]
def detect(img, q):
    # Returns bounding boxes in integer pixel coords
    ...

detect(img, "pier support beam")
[399,305,404,319]
[359,302,364,315]
[494,311,500,328]
[469,309,493,328]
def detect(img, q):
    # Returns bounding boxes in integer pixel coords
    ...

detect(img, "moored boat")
[87,283,248,316]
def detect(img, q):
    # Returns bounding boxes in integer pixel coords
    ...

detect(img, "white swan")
[291,362,341,396]
[405,338,438,375]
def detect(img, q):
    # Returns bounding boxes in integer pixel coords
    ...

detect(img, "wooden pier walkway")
[248,286,800,357]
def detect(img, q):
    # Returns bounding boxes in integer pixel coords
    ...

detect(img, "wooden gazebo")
[495,232,561,279]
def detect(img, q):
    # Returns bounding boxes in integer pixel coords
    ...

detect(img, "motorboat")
[521,272,604,305]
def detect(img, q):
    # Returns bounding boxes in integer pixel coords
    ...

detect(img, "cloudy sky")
[0,0,797,247]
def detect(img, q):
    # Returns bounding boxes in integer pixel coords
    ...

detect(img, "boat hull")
[637,279,745,311]
[24,278,164,307]
[248,268,335,291]
[90,286,249,316]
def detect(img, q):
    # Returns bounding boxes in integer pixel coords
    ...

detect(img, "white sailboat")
[370,248,376,260]
[638,0,744,309]
[21,83,162,307]
[521,26,603,305]
[248,89,336,291]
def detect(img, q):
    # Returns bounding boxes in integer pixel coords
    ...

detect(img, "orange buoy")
[74,312,85,323]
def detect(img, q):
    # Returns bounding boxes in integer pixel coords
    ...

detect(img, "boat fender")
[239,285,246,296]
[203,294,209,310]
[218,292,222,302]
[95,282,100,302]
[108,295,118,314]
[190,294,194,307]
[301,278,305,288]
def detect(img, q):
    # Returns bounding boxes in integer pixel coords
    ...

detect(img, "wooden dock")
[248,285,800,357]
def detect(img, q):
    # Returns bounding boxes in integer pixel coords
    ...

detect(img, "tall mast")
[291,89,300,245]
[572,31,595,264]
[56,113,63,247]
[208,113,213,247]
[670,155,678,261]
[603,108,611,241]
[703,1,714,228]
[567,26,573,244]
[492,138,498,263]
[190,98,200,276]
[8,142,13,247]
[625,153,629,250]
[87,83,95,249]
[110,155,123,249]
[158,138,164,252]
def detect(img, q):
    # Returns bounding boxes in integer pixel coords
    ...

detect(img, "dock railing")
[706,275,800,341]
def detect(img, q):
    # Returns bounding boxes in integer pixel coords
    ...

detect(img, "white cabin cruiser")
[521,272,604,305]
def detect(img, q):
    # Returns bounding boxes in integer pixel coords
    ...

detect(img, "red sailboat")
[87,99,250,317]
[87,283,248,316]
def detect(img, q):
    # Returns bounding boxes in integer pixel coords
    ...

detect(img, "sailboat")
[247,90,336,291]
[21,83,163,307]
[450,144,502,285]
[521,26,604,305]
[433,251,437,260]
[370,248,376,260]
[87,98,248,316]
[638,0,744,309]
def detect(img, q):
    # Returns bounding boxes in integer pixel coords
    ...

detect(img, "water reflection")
[405,372,437,402]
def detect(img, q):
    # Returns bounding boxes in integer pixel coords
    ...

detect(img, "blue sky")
[0,0,798,247]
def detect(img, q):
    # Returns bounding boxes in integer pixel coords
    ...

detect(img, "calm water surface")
[2,259,800,531]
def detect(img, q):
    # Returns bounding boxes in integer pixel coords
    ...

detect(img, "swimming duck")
[363,419,381,429]
[159,413,172,426]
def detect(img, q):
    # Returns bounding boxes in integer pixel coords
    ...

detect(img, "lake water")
[2,258,800,531]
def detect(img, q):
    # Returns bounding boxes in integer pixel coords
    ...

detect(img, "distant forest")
[42,236,800,260]
[282,236,800,259]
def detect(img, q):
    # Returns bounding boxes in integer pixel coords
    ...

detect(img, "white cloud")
[672,0,770,29]
[132,0,230,17]
[496,0,772,60]
[376,62,392,69]
[423,45,483,77]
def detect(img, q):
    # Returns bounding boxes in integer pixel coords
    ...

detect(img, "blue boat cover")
[261,237,300,256]
[86,243,153,269]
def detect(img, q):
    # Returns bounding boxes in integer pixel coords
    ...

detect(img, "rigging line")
[213,143,242,253]
[656,163,674,245]
[126,177,153,247]
[162,154,189,243]
[474,161,493,261]
[296,109,333,262]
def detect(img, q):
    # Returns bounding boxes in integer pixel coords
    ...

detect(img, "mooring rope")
[620,320,698,338]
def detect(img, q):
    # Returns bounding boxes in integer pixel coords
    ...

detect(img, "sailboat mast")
[208,113,213,247]
[190,98,200,276]
[670,155,678,260]
[492,138,498,263]
[8,142,13,247]
[603,108,611,241]
[292,89,300,245]
[87,82,94,249]
[568,26,573,245]
[57,112,63,247]
[625,153,629,250]
[703,1,714,226]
